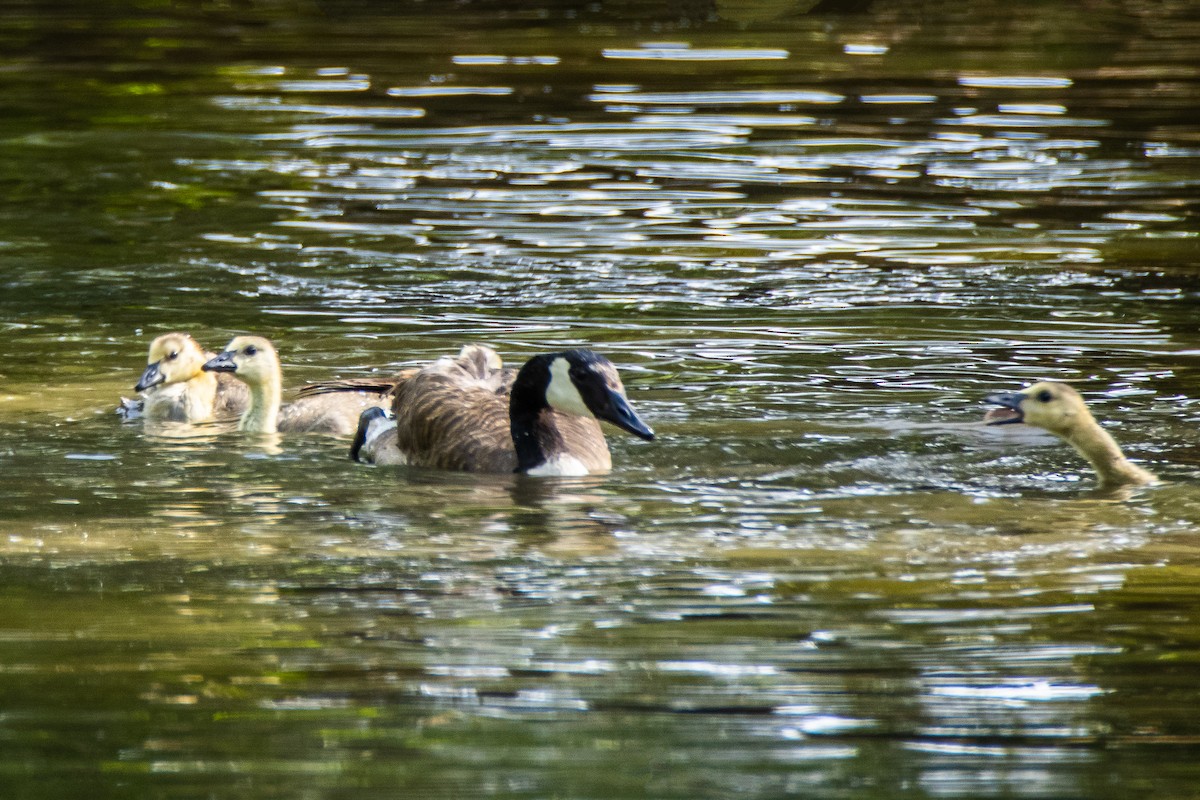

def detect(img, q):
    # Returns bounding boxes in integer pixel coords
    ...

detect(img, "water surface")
[3,1,1200,797]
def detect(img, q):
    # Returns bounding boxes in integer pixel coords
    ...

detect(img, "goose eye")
[167,351,178,360]
[1036,390,1053,403]
[244,345,258,356]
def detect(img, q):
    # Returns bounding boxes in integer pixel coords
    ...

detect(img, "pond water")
[3,0,1200,797]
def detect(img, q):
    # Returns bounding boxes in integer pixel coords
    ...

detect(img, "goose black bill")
[596,389,655,441]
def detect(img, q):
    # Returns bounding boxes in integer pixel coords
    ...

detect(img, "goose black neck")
[509,354,555,473]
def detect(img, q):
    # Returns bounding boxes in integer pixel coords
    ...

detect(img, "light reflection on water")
[3,0,1200,797]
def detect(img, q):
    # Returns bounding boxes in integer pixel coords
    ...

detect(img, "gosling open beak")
[203,351,238,373]
[596,389,655,441]
[135,362,164,392]
[984,391,1026,425]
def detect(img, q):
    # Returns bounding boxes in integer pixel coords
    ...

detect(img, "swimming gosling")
[985,381,1156,487]
[352,344,654,475]
[130,332,249,423]
[202,335,388,436]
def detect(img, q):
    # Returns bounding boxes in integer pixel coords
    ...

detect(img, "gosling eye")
[167,351,178,361]
[244,345,258,356]
[1036,390,1053,403]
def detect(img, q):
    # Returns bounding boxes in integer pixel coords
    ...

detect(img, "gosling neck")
[1066,418,1155,487]
[239,368,282,434]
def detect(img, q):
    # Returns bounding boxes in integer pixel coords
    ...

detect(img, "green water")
[3,0,1200,797]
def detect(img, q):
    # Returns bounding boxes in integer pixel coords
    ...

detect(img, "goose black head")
[136,333,207,392]
[350,406,394,463]
[542,349,655,441]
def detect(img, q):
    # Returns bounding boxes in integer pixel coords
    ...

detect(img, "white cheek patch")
[545,357,592,417]
[365,414,397,448]
[364,415,407,465]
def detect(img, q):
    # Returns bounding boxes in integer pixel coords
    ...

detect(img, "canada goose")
[130,332,250,423]
[352,344,654,475]
[202,335,389,436]
[985,381,1156,487]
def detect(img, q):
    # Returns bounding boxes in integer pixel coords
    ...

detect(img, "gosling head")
[135,333,209,392]
[540,349,655,441]
[985,380,1156,487]
[202,335,280,388]
[984,381,1092,437]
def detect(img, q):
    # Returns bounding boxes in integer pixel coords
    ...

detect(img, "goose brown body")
[133,332,250,423]
[203,336,389,436]
[985,381,1156,488]
[353,345,654,475]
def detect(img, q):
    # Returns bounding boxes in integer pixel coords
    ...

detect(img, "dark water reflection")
[4,0,1200,797]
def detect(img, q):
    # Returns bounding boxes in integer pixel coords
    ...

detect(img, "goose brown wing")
[392,369,516,473]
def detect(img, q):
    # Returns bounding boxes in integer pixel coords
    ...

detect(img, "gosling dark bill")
[984,391,1025,425]
[202,351,239,374]
[135,362,164,392]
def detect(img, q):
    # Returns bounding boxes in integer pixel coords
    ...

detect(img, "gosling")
[985,381,1156,487]
[202,335,389,436]
[131,332,249,423]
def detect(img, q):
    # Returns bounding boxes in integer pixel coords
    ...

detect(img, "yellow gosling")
[985,381,1156,488]
[134,332,248,423]
[203,335,388,436]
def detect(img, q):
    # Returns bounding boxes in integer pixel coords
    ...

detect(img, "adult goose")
[351,344,654,475]
[129,332,250,423]
[985,381,1156,487]
[202,335,390,436]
